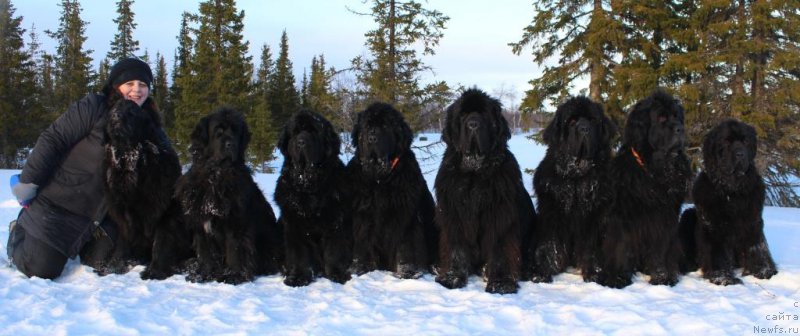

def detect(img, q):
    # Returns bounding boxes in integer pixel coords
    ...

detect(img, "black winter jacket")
[19,93,113,257]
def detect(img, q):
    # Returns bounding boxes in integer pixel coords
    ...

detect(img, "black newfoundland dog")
[275,109,352,287]
[679,119,777,285]
[596,90,692,288]
[434,88,536,294]
[143,107,283,284]
[98,99,180,275]
[528,96,616,283]
[347,102,437,278]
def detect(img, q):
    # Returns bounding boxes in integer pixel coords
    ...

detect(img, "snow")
[1,133,799,335]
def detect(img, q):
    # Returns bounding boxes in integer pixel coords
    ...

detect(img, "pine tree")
[351,0,449,131]
[92,58,110,93]
[249,43,276,171]
[307,54,338,127]
[0,0,39,167]
[47,0,93,111]
[152,52,170,128]
[510,0,624,121]
[168,11,192,142]
[173,0,253,155]
[106,0,139,61]
[267,30,299,131]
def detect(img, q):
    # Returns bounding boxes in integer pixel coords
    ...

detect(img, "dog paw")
[349,261,374,276]
[140,267,170,280]
[705,270,742,286]
[486,278,518,294]
[327,271,351,284]
[745,267,778,280]
[530,273,553,283]
[649,272,679,286]
[284,274,312,287]
[597,274,633,289]
[221,271,253,285]
[394,264,422,279]
[435,272,467,289]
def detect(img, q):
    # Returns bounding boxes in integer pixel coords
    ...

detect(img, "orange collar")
[631,147,646,171]
[390,156,400,171]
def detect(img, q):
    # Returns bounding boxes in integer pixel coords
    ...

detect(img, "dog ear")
[701,121,721,170]
[441,102,459,146]
[491,97,511,143]
[190,115,211,159]
[600,113,618,146]
[324,118,341,158]
[541,112,560,146]
[399,115,413,150]
[351,110,363,149]
[277,122,290,156]
[742,121,758,162]
[239,116,251,160]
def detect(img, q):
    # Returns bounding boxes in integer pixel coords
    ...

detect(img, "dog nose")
[367,130,377,144]
[578,124,590,135]
[224,140,233,149]
[674,125,684,135]
[467,119,479,130]
[297,138,306,148]
[734,149,745,159]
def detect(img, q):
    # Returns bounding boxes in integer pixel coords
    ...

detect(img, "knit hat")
[108,57,153,89]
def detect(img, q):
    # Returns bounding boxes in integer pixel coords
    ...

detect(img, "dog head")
[623,90,687,164]
[107,99,156,146]
[278,109,340,189]
[190,107,251,165]
[442,88,511,171]
[703,119,758,188]
[543,96,616,175]
[352,102,413,179]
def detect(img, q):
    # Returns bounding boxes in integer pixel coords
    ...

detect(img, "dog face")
[278,109,340,189]
[107,99,154,146]
[703,119,757,184]
[624,90,686,158]
[543,96,616,174]
[443,89,511,171]
[352,102,413,179]
[191,107,250,165]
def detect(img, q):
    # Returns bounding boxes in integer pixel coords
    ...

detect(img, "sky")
[11,0,545,106]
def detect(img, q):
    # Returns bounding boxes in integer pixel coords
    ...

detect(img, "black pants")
[8,218,115,280]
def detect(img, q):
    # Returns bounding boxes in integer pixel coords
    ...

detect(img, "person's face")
[117,80,149,106]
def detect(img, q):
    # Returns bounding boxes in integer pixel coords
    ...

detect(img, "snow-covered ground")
[1,133,798,335]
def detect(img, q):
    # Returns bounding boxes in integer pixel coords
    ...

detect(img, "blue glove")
[10,174,38,206]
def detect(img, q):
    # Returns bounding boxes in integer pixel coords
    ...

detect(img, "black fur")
[347,102,438,279]
[680,119,777,285]
[99,99,180,275]
[275,109,352,287]
[144,107,283,284]
[434,88,536,294]
[597,90,692,288]
[528,96,616,283]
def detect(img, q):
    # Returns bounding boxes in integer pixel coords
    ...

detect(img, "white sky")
[12,0,546,105]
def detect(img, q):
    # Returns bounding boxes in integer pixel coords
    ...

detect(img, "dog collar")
[390,156,400,171]
[631,147,646,171]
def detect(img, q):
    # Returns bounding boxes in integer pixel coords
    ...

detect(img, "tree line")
[510,0,800,206]
[1,0,797,205]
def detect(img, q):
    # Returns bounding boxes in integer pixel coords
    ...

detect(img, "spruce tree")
[268,30,299,132]
[249,43,276,170]
[511,0,624,121]
[351,0,449,131]
[107,0,139,61]
[168,11,192,142]
[47,0,93,111]
[173,0,253,155]
[307,54,338,127]
[152,52,170,128]
[0,0,38,167]
[92,58,110,93]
